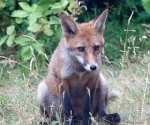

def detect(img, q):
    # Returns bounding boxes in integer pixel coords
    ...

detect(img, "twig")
[0,56,44,78]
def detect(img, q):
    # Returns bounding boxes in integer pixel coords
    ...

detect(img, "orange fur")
[37,9,121,124]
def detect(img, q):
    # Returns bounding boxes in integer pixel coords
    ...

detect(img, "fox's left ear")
[94,9,108,33]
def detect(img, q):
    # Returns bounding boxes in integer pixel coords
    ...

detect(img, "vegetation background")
[0,0,150,125]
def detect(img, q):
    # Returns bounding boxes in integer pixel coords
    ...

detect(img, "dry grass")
[0,52,150,125]
[105,52,150,125]
[0,70,40,125]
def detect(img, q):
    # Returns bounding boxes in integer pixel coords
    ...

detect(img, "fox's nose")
[90,65,97,71]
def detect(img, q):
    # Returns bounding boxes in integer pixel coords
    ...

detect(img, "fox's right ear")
[60,14,79,38]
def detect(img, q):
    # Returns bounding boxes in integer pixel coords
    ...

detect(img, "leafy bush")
[0,0,79,63]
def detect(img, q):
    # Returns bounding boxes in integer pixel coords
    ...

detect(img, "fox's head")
[60,9,108,71]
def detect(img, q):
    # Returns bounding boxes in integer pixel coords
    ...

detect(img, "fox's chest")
[63,71,95,96]
[68,71,90,86]
[61,62,98,97]
[61,70,98,119]
[64,72,94,119]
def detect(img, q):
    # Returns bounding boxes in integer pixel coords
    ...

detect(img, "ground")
[0,54,150,125]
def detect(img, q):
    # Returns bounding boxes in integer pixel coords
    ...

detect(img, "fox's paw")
[39,121,49,125]
[105,113,121,124]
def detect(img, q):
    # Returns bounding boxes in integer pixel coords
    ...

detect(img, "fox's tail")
[108,89,121,101]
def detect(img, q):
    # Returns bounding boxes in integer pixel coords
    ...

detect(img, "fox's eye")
[77,47,85,52]
[94,46,100,51]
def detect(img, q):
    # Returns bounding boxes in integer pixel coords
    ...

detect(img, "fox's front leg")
[82,95,91,125]
[63,91,76,125]
[98,73,121,124]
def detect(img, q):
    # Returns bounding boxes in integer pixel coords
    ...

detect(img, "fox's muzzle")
[83,61,98,71]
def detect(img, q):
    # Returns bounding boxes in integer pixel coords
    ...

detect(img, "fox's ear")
[94,9,108,33]
[60,14,79,38]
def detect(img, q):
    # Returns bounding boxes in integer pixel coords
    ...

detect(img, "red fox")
[37,9,121,125]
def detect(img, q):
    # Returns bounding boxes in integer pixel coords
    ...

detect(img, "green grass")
[0,68,41,124]
[0,51,150,125]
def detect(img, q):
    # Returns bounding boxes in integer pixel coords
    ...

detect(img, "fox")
[37,9,121,125]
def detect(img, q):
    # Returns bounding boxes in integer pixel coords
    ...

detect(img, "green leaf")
[28,23,42,32]
[0,36,8,46]
[38,0,50,11]
[0,1,5,8]
[14,36,33,46]
[142,0,150,14]
[49,16,60,25]
[28,12,43,25]
[43,29,54,36]
[42,24,49,29]
[15,18,23,24]
[51,0,68,9]
[11,10,29,18]
[19,2,32,13]
[34,12,43,18]
[7,34,15,47]
[43,10,52,16]
[48,9,59,14]
[55,25,63,39]
[20,46,32,61]
[6,25,15,35]
[61,0,69,7]
[38,40,45,46]
[35,6,44,13]
[31,43,42,54]
[51,3,62,9]
[31,4,38,13]
[40,18,48,24]
[28,14,38,25]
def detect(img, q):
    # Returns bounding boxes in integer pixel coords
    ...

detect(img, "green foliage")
[142,0,150,14]
[0,1,5,8]
[0,0,76,63]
